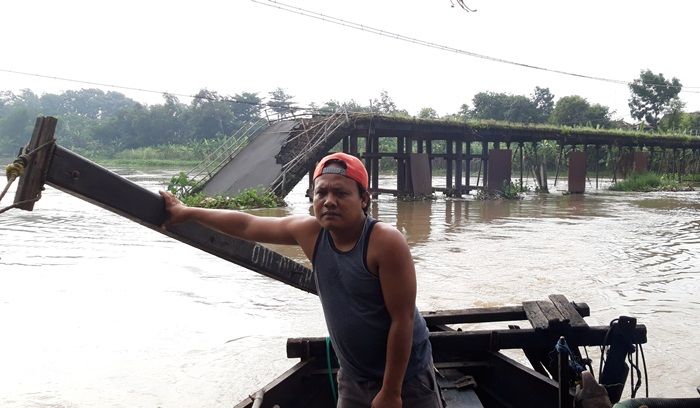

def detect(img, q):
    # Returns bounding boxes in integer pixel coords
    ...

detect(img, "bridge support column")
[633,151,649,174]
[568,150,586,194]
[486,149,512,193]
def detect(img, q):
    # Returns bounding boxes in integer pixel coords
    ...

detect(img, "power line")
[251,0,700,94]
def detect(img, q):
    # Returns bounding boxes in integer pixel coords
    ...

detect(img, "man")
[160,152,441,408]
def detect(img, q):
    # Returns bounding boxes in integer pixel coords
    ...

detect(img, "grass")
[608,172,694,192]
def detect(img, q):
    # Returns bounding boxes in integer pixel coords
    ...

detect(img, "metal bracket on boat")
[453,375,477,391]
[13,117,57,211]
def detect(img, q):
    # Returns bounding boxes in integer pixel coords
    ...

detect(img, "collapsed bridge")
[192,113,700,198]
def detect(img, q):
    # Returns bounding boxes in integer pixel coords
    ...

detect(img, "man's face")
[312,169,367,230]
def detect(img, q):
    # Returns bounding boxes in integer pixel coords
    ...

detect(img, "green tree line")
[2,69,699,158]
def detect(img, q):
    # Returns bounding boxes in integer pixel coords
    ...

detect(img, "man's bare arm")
[159,191,318,251]
[371,224,417,408]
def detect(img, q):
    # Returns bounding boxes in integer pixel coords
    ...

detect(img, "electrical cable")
[251,0,700,93]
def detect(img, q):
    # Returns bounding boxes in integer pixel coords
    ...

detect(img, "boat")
[233,294,655,408]
[3,117,699,408]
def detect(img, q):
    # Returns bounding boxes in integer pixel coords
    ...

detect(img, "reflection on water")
[0,171,698,407]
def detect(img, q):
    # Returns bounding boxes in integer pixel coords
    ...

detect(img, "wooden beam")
[287,324,647,360]
[14,117,57,210]
[422,303,589,326]
[45,146,317,294]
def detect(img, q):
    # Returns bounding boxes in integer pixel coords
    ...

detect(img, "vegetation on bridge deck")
[347,113,700,148]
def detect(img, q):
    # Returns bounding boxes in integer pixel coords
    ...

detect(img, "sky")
[2,0,699,122]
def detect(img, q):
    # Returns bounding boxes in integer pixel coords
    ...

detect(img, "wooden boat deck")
[235,294,648,408]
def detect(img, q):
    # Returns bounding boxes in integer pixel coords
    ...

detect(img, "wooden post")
[350,134,358,154]
[307,170,314,202]
[554,142,564,186]
[595,145,600,189]
[465,141,472,193]
[426,140,433,174]
[674,148,679,181]
[482,141,489,189]
[446,140,453,192]
[397,136,405,192]
[455,141,463,196]
[519,142,524,189]
[342,136,349,153]
[371,131,379,198]
[14,116,58,211]
[406,137,413,194]
[364,132,372,190]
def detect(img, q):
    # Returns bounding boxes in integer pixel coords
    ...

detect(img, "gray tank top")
[312,215,432,381]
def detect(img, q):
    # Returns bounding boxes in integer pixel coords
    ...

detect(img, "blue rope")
[555,337,587,374]
[325,336,338,404]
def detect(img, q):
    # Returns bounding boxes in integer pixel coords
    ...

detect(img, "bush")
[166,172,281,209]
[609,172,693,192]
[476,181,525,200]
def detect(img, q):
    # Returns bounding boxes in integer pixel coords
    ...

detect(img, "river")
[0,167,698,407]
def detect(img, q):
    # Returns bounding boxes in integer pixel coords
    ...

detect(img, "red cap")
[313,152,369,190]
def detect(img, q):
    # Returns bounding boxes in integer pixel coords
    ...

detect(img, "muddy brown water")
[0,169,698,407]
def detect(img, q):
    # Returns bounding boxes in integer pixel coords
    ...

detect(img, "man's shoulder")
[369,220,407,245]
[289,214,322,232]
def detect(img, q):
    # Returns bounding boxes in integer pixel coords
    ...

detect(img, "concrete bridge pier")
[568,150,586,194]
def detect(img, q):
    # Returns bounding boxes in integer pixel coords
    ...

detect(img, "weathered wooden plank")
[549,294,588,327]
[536,300,567,325]
[287,324,647,360]
[14,117,57,210]
[423,303,590,326]
[45,146,316,294]
[522,301,549,330]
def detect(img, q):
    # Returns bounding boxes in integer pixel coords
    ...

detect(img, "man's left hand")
[371,388,401,408]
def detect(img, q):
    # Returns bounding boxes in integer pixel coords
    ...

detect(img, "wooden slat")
[423,302,591,327]
[424,305,532,325]
[535,300,567,325]
[522,301,549,330]
[548,294,588,327]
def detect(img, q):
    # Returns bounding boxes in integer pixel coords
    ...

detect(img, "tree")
[550,96,612,127]
[658,97,685,131]
[471,92,539,123]
[585,104,612,128]
[457,104,470,119]
[267,87,295,116]
[531,86,554,122]
[418,107,438,119]
[371,90,397,114]
[231,92,262,124]
[628,69,682,129]
[550,96,590,126]
[0,105,38,155]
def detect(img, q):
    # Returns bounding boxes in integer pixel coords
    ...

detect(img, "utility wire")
[0,68,308,110]
[252,0,700,94]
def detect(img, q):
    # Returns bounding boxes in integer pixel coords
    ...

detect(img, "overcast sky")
[2,0,699,121]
